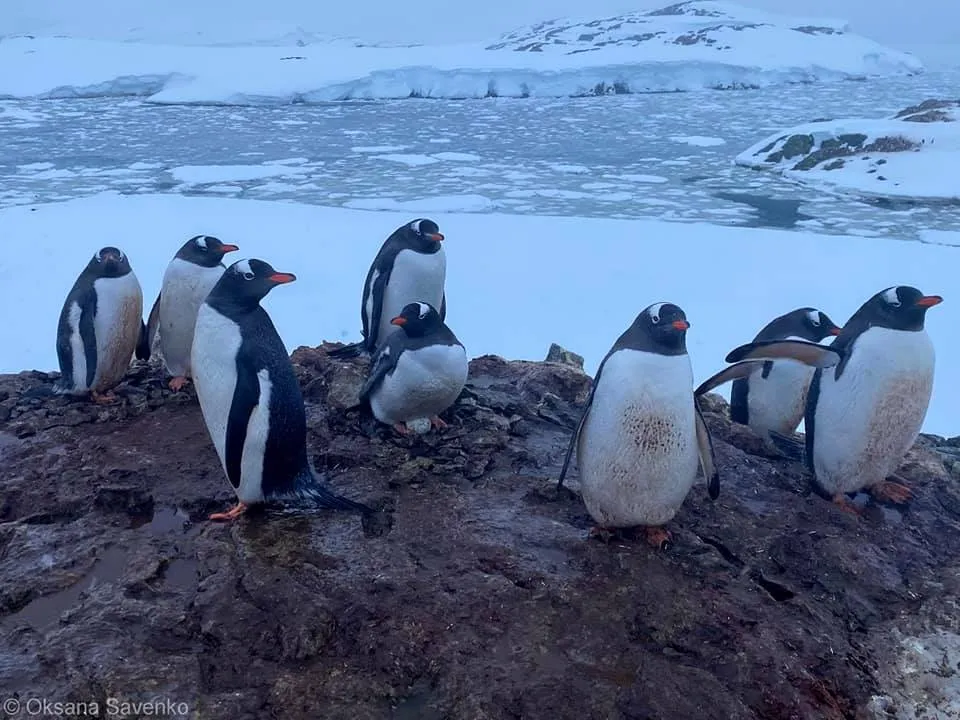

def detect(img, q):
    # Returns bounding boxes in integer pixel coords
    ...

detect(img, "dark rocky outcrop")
[2,347,960,719]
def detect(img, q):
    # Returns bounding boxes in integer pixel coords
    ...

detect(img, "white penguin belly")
[158,260,224,377]
[369,344,468,425]
[747,354,815,438]
[577,350,699,528]
[191,304,243,490]
[66,301,89,391]
[812,327,934,495]
[91,272,143,392]
[376,249,446,347]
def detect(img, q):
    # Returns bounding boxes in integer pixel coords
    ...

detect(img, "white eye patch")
[647,302,666,324]
[409,220,422,233]
[882,287,901,306]
[807,310,820,326]
[195,236,208,249]
[234,259,253,276]
[417,302,431,319]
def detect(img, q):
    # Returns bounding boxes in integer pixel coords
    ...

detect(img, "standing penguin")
[137,235,239,391]
[729,307,842,444]
[358,301,468,435]
[329,219,446,358]
[191,258,373,521]
[556,302,720,548]
[55,247,144,403]
[724,286,943,513]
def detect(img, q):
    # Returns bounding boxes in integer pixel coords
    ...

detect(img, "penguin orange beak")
[268,272,296,284]
[220,244,239,253]
[672,320,690,331]
[427,233,445,242]
[391,316,407,326]
[916,295,943,308]
[830,327,842,335]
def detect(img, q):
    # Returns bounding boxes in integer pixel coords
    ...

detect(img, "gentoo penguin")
[54,247,144,404]
[556,302,720,548]
[137,235,239,390]
[728,307,842,444]
[358,301,468,435]
[724,286,942,513]
[329,219,446,358]
[191,258,373,521]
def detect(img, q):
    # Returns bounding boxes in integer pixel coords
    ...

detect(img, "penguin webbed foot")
[589,526,617,544]
[168,376,190,392]
[393,422,411,436]
[209,502,249,521]
[832,494,863,516]
[430,415,448,430]
[642,526,672,550]
[91,390,118,405]
[868,479,913,506]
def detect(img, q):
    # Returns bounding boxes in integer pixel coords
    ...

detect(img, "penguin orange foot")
[91,390,118,405]
[209,502,248,521]
[643,526,672,550]
[430,415,448,430]
[168,376,190,392]
[393,423,411,435]
[832,494,863,516]
[869,480,913,505]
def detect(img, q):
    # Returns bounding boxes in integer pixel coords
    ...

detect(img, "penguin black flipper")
[694,399,720,500]
[362,261,393,354]
[136,291,160,361]
[224,355,261,489]
[358,336,402,403]
[725,339,842,369]
[556,355,609,490]
[439,292,447,322]
[694,360,766,397]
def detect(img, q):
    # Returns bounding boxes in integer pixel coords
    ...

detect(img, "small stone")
[545,343,585,370]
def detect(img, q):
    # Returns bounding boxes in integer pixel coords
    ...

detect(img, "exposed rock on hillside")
[736,99,960,203]
[1,347,960,719]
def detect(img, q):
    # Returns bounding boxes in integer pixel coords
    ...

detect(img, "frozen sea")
[2,69,959,243]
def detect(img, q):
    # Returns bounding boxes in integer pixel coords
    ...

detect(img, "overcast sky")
[2,0,954,49]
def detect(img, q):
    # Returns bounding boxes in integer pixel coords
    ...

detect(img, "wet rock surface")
[1,349,960,719]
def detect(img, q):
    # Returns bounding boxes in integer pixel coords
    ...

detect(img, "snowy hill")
[736,99,960,203]
[0,1,923,104]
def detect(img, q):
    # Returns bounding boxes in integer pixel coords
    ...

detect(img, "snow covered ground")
[1,191,956,435]
[0,1,923,103]
[736,100,960,202]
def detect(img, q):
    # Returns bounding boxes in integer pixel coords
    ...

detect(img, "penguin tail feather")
[281,469,375,515]
[768,431,806,462]
[135,321,151,361]
[23,384,57,400]
[326,342,365,359]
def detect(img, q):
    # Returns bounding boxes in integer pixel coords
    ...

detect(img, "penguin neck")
[205,293,264,321]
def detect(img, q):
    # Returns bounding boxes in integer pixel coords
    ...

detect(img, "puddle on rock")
[8,546,129,632]
[162,558,199,591]
[129,505,191,534]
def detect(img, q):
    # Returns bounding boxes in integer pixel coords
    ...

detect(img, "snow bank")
[0,191,956,435]
[736,100,960,203]
[0,1,922,104]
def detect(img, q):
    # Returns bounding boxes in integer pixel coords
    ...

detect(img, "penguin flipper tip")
[768,430,806,462]
[326,342,364,359]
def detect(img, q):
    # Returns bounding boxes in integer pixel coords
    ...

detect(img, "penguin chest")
[377,250,446,344]
[158,260,223,375]
[191,304,243,479]
[577,350,698,528]
[91,273,143,391]
[812,328,935,494]
[747,356,815,437]
[370,344,468,425]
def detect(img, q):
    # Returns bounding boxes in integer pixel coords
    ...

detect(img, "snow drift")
[0,1,923,105]
[735,99,960,203]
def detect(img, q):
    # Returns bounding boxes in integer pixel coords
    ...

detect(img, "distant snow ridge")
[736,99,960,203]
[0,1,924,104]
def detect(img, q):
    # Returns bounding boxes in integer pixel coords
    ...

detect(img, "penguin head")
[176,235,239,268]
[207,258,296,313]
[88,247,132,278]
[864,286,943,331]
[772,308,843,342]
[403,219,444,252]
[390,302,442,337]
[632,302,689,354]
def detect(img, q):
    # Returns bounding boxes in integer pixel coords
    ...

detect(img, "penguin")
[54,246,144,404]
[722,286,942,514]
[358,301,468,435]
[555,302,720,548]
[190,258,373,521]
[137,235,239,391]
[728,307,842,445]
[329,219,446,358]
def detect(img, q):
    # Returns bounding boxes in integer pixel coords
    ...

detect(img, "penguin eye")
[650,314,660,325]
[242,272,255,281]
